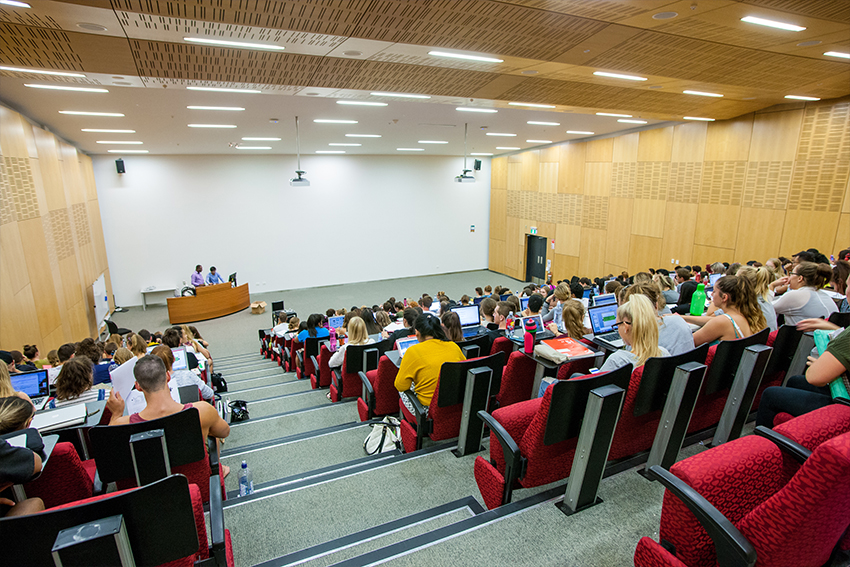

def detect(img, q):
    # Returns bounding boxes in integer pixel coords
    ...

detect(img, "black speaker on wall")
[115,159,125,174]
[473,159,481,171]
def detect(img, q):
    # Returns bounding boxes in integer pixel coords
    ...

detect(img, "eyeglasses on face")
[612,320,631,329]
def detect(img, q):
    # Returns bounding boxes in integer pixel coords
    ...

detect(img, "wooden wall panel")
[749,110,804,162]
[488,238,505,276]
[520,151,540,192]
[629,236,662,275]
[632,199,666,238]
[660,202,698,268]
[606,197,633,268]
[492,157,508,190]
[834,214,850,257]
[0,223,29,294]
[490,189,507,241]
[735,209,786,262]
[552,253,579,282]
[555,224,581,257]
[693,244,736,266]
[0,107,29,158]
[558,143,586,194]
[694,204,740,250]
[540,146,559,163]
[584,163,612,196]
[585,138,613,162]
[638,127,674,162]
[539,162,558,194]
[704,114,754,162]
[579,228,606,277]
[781,211,840,257]
[671,122,707,162]
[507,162,522,191]
[32,129,66,212]
[18,217,62,337]
[613,132,639,163]
[504,216,520,274]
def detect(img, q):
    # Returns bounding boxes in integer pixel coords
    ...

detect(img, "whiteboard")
[93,273,109,326]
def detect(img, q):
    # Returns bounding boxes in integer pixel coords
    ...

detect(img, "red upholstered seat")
[489,336,514,360]
[494,351,537,409]
[23,442,95,509]
[288,338,301,372]
[310,344,333,389]
[114,445,224,504]
[774,403,850,451]
[357,355,400,422]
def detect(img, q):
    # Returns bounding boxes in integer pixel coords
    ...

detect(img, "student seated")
[328,318,374,369]
[441,312,464,342]
[295,314,330,371]
[621,283,694,356]
[547,298,589,339]
[0,397,44,517]
[521,294,544,318]
[52,357,109,409]
[484,301,511,349]
[382,308,419,344]
[771,261,837,325]
[598,295,670,373]
[479,297,498,329]
[737,266,778,332]
[124,345,214,410]
[683,275,766,346]
[272,313,289,338]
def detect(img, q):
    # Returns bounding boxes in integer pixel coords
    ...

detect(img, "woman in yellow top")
[395,314,465,409]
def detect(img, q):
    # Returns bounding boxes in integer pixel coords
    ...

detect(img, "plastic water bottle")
[238,461,254,496]
[505,313,514,331]
[690,283,707,316]
[329,327,337,352]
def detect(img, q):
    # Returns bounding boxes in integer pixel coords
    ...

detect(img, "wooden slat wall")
[0,104,113,355]
[489,97,850,280]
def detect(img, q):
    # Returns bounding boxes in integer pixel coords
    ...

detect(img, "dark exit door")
[525,235,547,284]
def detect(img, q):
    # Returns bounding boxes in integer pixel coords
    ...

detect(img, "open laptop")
[587,303,624,349]
[10,369,50,409]
[583,288,594,299]
[592,293,617,307]
[512,315,555,341]
[395,335,419,358]
[328,315,344,329]
[171,346,189,371]
[452,305,483,337]
[520,297,529,311]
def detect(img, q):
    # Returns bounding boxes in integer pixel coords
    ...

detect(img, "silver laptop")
[587,303,624,349]
[452,305,483,337]
[395,336,419,358]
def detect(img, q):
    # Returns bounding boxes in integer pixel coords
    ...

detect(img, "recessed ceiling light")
[314,119,358,124]
[187,124,237,128]
[618,119,648,124]
[236,146,272,150]
[740,16,805,32]
[509,102,555,108]
[60,110,124,116]
[527,121,560,126]
[496,146,520,150]
[683,90,723,97]
[316,150,345,154]
[471,152,493,156]
[785,95,820,101]
[526,139,552,144]
[342,50,363,57]
[652,11,678,20]
[797,40,822,47]
[596,112,632,117]
[25,84,107,92]
[824,51,850,59]
[346,134,381,138]
[683,117,715,121]
[76,22,107,31]
[0,66,85,77]
[566,130,594,135]
[186,86,261,94]
[82,129,135,133]
[336,100,388,106]
[96,140,143,144]
[520,70,539,75]
[187,106,245,111]
[184,37,285,50]
[418,140,448,144]
[593,71,647,81]
[456,107,497,113]
[397,148,424,151]
[107,150,147,153]
[486,133,516,136]
[428,50,503,63]
[0,0,31,7]
[371,92,431,99]
[329,143,361,146]
[242,137,281,141]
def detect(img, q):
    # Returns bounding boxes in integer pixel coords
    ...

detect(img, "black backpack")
[211,372,227,393]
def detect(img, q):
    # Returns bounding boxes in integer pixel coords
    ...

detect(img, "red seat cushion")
[24,442,94,509]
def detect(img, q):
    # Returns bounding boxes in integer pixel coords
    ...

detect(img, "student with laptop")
[0,364,35,404]
[520,294,543,318]
[441,312,464,342]
[329,317,375,369]
[51,357,109,409]
[546,300,589,340]
[382,308,419,344]
[598,295,669,373]
[0,397,45,518]
[621,283,695,356]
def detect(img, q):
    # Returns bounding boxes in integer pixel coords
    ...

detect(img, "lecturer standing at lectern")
[191,265,205,287]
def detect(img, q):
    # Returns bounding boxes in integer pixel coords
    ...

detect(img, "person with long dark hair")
[683,275,766,346]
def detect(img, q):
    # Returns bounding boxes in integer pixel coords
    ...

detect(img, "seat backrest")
[455,334,491,359]
[435,351,506,408]
[543,363,632,445]
[271,300,284,311]
[318,344,333,387]
[703,327,770,395]
[0,475,199,567]
[764,324,803,376]
[496,350,538,408]
[633,344,710,416]
[106,319,118,334]
[88,407,205,483]
[304,336,327,359]
[343,342,382,375]
[490,336,513,358]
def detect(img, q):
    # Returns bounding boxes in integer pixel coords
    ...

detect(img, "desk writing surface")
[167,283,250,324]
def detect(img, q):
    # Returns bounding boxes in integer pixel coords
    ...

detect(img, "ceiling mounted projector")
[289,116,310,187]
[290,170,309,187]
[455,169,475,183]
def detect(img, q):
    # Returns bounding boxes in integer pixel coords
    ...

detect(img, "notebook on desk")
[587,303,624,349]
[30,404,87,433]
[452,305,483,337]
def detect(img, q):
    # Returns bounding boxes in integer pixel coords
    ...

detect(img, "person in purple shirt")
[191,264,205,287]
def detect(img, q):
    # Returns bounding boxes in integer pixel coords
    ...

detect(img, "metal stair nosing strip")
[221,420,368,458]
[227,398,357,427]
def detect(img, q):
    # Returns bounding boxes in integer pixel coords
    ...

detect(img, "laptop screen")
[11,369,48,397]
[583,288,593,299]
[452,305,480,328]
[588,304,619,335]
[520,297,529,310]
[171,347,189,371]
[709,273,722,286]
[593,294,617,306]
[395,336,419,357]
[328,315,344,329]
[520,315,544,333]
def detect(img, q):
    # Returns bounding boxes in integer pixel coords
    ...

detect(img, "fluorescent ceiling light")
[683,116,715,121]
[618,119,648,124]
[186,86,261,93]
[187,105,245,111]
[346,134,381,138]
[486,133,516,137]
[242,137,281,141]
[314,119,358,124]
[418,140,448,144]
[370,92,430,99]
[527,121,560,126]
[566,130,594,135]
[471,152,493,156]
[0,66,85,77]
[184,37,285,50]
[82,129,135,133]
[60,110,124,116]
[456,107,497,113]
[397,148,424,151]
[824,51,850,59]
[509,102,555,108]
[316,150,345,154]
[596,112,632,117]
[187,124,237,128]
[593,71,647,81]
[526,139,552,144]
[96,140,143,144]
[236,146,272,150]
[740,16,805,32]
[683,90,723,97]
[329,143,361,146]
[496,146,520,150]
[107,150,147,153]
[0,1,31,7]
[785,95,820,101]
[336,100,388,106]
[428,50,503,63]
[25,84,107,92]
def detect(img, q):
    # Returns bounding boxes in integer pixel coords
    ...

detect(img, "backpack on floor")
[211,372,227,393]
[364,416,401,455]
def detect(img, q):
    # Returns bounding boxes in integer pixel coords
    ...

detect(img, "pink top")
[129,403,194,423]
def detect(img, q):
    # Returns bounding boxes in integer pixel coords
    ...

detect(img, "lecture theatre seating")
[23,441,96,509]
[493,351,537,409]
[311,343,334,389]
[357,354,401,421]
[330,342,385,402]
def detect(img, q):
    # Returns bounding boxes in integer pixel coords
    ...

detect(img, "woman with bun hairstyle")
[598,295,669,373]
[684,275,766,346]
[771,261,837,325]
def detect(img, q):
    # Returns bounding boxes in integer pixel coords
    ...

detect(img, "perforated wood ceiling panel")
[657,17,790,51]
[0,23,83,70]
[0,6,62,29]
[336,60,495,97]
[742,161,793,209]
[743,0,850,24]
[501,0,650,22]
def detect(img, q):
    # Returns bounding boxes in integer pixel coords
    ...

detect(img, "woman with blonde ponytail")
[687,275,765,347]
[598,294,669,373]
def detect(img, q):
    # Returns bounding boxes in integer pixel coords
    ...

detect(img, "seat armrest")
[647,465,756,567]
[332,368,341,388]
[358,371,374,396]
[206,436,226,566]
[402,389,427,422]
[835,397,850,407]
[310,354,320,373]
[754,426,812,464]
[478,410,525,480]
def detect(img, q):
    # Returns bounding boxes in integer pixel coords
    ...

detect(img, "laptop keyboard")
[598,331,623,345]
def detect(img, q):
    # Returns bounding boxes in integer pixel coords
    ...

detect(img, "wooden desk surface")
[167,283,250,324]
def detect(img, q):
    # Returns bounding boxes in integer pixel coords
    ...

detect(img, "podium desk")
[167,283,250,324]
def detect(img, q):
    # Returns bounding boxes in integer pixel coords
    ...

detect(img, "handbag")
[228,400,249,422]
[211,372,228,393]
[363,416,401,455]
